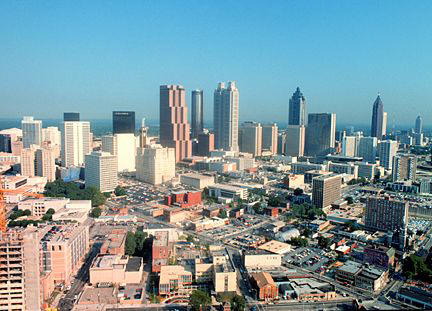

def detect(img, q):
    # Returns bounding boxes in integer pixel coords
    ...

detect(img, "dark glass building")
[370,95,384,139]
[64,112,80,121]
[113,111,135,134]
[288,87,306,126]
[0,134,12,153]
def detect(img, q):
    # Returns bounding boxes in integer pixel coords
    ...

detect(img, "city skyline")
[1,1,432,125]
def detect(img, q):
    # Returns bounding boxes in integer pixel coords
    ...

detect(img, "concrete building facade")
[312,174,342,209]
[136,145,175,185]
[85,151,118,192]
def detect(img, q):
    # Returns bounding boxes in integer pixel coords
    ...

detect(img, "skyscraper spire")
[370,94,385,139]
[288,87,306,126]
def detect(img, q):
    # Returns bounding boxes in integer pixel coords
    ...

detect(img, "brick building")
[164,190,202,208]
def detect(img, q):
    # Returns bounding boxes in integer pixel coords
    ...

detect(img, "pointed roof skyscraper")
[371,94,385,139]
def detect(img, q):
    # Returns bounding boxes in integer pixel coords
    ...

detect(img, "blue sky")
[1,1,431,127]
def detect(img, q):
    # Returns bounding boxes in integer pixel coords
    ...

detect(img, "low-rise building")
[100,229,127,255]
[163,207,189,223]
[89,255,143,284]
[180,173,215,189]
[165,190,202,208]
[258,240,291,255]
[243,251,282,269]
[335,260,388,292]
[191,217,228,232]
[208,184,248,200]
[283,174,305,189]
[250,272,278,300]
[152,231,174,273]
[159,265,193,297]
[363,245,395,270]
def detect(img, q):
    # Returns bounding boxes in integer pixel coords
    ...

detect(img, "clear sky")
[1,1,431,128]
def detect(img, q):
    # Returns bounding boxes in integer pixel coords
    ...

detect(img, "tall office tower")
[85,151,118,192]
[159,85,192,162]
[392,154,417,182]
[136,145,175,185]
[288,87,306,126]
[113,111,135,134]
[35,144,56,182]
[61,118,91,167]
[20,147,36,177]
[365,196,408,248]
[139,118,149,148]
[0,228,42,310]
[277,132,286,155]
[42,127,61,146]
[382,112,387,138]
[305,113,336,156]
[342,136,357,157]
[11,140,23,156]
[239,122,262,157]
[262,124,278,155]
[370,95,385,139]
[312,173,342,209]
[196,131,215,156]
[101,135,118,155]
[21,116,42,148]
[415,115,423,134]
[378,140,398,170]
[213,81,239,151]
[357,137,378,163]
[63,112,80,121]
[0,134,12,153]
[285,125,305,157]
[191,90,204,138]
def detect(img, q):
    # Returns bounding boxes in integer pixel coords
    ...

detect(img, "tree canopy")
[44,180,106,207]
[90,207,102,218]
[189,290,211,311]
[114,186,127,196]
[402,255,432,281]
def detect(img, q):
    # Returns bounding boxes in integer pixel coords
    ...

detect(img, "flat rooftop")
[125,257,142,272]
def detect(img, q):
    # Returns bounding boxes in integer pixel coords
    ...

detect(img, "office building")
[288,87,306,126]
[113,111,135,134]
[357,137,378,163]
[305,113,336,156]
[356,162,377,180]
[327,162,358,179]
[0,228,42,310]
[262,124,278,155]
[382,112,387,138]
[22,116,42,148]
[191,90,204,138]
[85,151,118,192]
[370,95,385,139]
[392,154,417,182]
[0,128,21,153]
[42,127,61,146]
[312,173,341,209]
[159,85,192,162]
[415,115,423,134]
[63,112,80,121]
[420,178,432,194]
[285,125,305,157]
[213,81,239,151]
[20,147,36,177]
[277,132,286,155]
[378,140,398,170]
[139,118,149,148]
[239,121,262,157]
[90,255,143,284]
[365,196,408,247]
[136,145,175,185]
[101,135,118,156]
[342,136,359,157]
[116,133,136,172]
[35,145,56,182]
[196,131,214,156]
[61,118,91,167]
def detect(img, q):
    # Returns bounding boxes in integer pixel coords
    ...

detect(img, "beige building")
[285,125,305,157]
[85,151,118,192]
[159,265,193,296]
[42,225,89,286]
[392,154,417,182]
[262,124,278,155]
[312,173,342,209]
[180,173,215,189]
[239,122,262,157]
[20,147,36,177]
[243,251,282,269]
[258,240,291,254]
[136,145,175,185]
[35,144,56,182]
[89,255,143,284]
[18,197,91,218]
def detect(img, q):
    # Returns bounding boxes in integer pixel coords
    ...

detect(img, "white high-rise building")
[21,116,42,148]
[101,134,136,172]
[101,135,118,155]
[342,136,357,157]
[378,140,398,170]
[42,127,61,146]
[61,121,91,167]
[285,125,305,157]
[35,144,56,182]
[214,81,239,151]
[262,124,278,155]
[392,154,417,182]
[382,112,387,138]
[239,122,262,157]
[85,151,118,192]
[357,137,378,163]
[20,147,36,177]
[136,145,175,185]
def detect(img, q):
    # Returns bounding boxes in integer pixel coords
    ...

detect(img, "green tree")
[289,237,308,247]
[186,235,194,243]
[402,255,432,281]
[318,236,331,249]
[42,213,52,221]
[231,294,246,311]
[293,188,303,196]
[189,290,211,311]
[90,207,102,218]
[219,209,228,219]
[134,231,147,255]
[84,186,106,207]
[125,232,136,256]
[114,186,127,196]
[346,196,354,205]
[303,227,312,237]
[23,209,32,216]
[46,208,56,215]
[268,196,281,207]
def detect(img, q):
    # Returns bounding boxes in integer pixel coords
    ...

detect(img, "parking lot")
[284,247,329,272]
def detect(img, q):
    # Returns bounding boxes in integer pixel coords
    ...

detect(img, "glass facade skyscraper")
[113,111,135,134]
[191,90,203,138]
[288,87,306,126]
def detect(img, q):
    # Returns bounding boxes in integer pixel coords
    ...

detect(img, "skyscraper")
[61,116,91,167]
[20,147,36,177]
[159,85,192,162]
[312,173,341,209]
[239,122,262,157]
[357,137,378,163]
[262,124,278,155]
[85,151,118,192]
[288,87,306,126]
[21,116,42,148]
[213,81,239,151]
[392,154,417,182]
[285,125,305,157]
[370,95,385,139]
[191,90,204,138]
[35,144,56,182]
[139,118,149,148]
[415,115,423,134]
[378,140,398,170]
[305,113,336,156]
[113,111,135,134]
[63,112,80,121]
[136,145,175,185]
[341,136,357,157]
